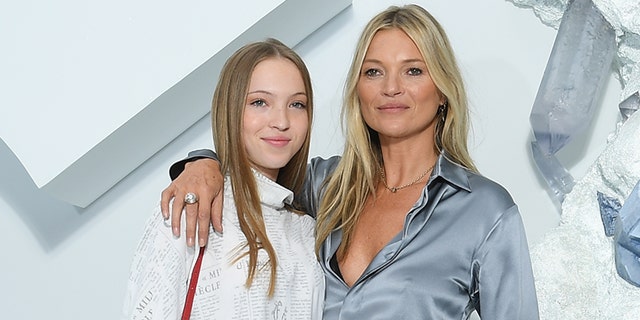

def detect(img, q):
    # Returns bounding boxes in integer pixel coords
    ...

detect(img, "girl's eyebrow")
[247,91,307,98]
[290,92,307,97]
[247,90,274,96]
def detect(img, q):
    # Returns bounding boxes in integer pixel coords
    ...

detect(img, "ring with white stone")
[184,192,198,204]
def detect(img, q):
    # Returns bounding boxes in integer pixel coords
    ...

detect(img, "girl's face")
[357,28,443,142]
[242,57,309,181]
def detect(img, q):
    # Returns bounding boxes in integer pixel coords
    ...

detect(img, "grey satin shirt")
[173,151,540,319]
[299,154,539,320]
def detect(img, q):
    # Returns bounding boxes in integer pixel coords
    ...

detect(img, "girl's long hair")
[212,38,313,296]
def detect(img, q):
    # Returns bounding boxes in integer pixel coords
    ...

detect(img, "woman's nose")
[382,73,402,96]
[269,106,290,130]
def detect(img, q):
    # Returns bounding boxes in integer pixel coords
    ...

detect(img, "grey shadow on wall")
[0,113,212,253]
[294,1,353,57]
[0,138,87,252]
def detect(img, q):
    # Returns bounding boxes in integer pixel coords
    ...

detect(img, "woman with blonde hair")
[162,5,539,319]
[124,38,324,319]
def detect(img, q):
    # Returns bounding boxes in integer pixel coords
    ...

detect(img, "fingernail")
[199,238,206,247]
[173,227,179,236]
[187,237,194,247]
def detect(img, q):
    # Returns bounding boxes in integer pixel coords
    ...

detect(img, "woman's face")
[242,57,309,180]
[357,28,443,142]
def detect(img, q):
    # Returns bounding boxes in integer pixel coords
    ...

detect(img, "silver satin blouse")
[299,154,539,320]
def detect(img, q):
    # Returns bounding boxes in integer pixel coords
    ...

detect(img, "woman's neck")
[378,138,438,186]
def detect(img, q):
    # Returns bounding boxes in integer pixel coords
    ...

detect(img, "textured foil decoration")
[620,91,640,121]
[597,181,640,287]
[529,0,617,203]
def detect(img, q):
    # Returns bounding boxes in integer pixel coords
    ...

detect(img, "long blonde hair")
[315,4,476,255]
[212,38,313,296]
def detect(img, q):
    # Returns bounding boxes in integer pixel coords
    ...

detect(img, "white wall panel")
[0,0,352,207]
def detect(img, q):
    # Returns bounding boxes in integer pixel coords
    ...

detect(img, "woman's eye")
[291,101,306,109]
[250,99,266,107]
[407,67,423,76]
[364,68,381,77]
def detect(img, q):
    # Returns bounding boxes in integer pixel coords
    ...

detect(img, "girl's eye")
[407,67,423,76]
[250,99,267,107]
[291,101,307,109]
[364,68,382,77]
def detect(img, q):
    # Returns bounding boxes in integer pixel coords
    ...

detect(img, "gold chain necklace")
[380,163,436,193]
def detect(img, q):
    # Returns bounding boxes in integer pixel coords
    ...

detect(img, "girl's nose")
[269,106,290,131]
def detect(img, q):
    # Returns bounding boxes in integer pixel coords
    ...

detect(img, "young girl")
[123,39,324,320]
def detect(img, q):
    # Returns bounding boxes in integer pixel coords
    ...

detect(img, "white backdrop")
[0,0,622,319]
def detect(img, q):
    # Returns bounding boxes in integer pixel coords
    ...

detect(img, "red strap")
[181,246,206,320]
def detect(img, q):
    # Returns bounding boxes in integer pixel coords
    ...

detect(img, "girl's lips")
[262,137,291,146]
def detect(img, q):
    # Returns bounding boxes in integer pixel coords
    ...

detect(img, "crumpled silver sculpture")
[597,180,640,287]
[530,0,617,204]
[620,91,640,121]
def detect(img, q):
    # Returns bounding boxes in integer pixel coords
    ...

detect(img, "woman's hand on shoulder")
[160,158,224,247]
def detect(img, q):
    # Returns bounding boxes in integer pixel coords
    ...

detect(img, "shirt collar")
[430,152,472,192]
[252,169,294,208]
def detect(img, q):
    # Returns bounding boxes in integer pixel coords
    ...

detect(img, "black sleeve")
[169,149,219,180]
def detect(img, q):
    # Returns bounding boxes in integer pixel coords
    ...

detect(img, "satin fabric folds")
[300,154,539,320]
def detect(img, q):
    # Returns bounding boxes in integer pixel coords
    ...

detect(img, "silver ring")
[184,192,198,204]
